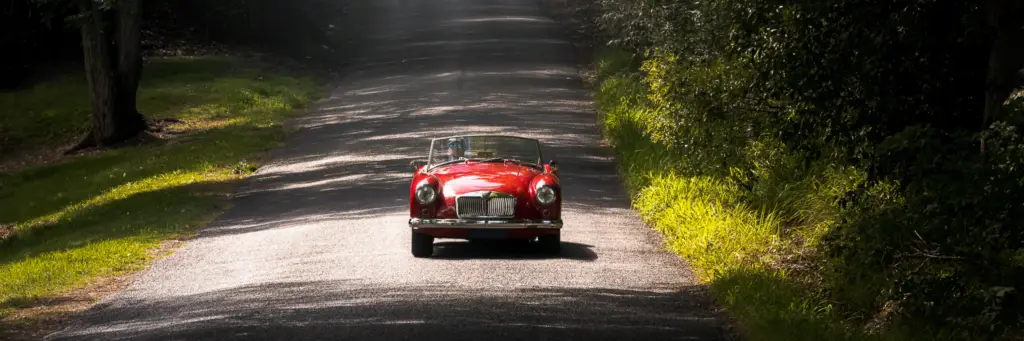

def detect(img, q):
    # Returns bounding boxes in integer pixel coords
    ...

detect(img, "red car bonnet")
[429,161,541,198]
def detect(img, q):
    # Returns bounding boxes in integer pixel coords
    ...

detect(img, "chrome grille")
[457,197,486,217]
[456,194,515,218]
[487,197,516,217]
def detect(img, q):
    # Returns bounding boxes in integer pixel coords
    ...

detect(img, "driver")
[447,137,465,161]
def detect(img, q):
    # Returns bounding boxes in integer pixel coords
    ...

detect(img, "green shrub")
[825,123,1024,337]
[597,68,873,339]
[593,0,1024,337]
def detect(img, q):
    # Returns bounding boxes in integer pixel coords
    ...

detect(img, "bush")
[593,0,1024,338]
[595,55,870,340]
[826,123,1024,337]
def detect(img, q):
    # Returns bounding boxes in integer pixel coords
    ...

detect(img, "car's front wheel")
[538,233,560,255]
[411,232,434,258]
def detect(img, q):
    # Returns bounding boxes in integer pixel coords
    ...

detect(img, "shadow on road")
[433,240,598,261]
[55,283,723,341]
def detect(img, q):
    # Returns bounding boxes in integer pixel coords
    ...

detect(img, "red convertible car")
[407,135,562,257]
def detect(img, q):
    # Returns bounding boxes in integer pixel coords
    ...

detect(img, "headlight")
[415,184,437,204]
[536,186,556,205]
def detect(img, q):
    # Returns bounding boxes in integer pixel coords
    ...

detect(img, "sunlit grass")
[20,170,236,229]
[631,172,869,341]
[0,78,91,155]
[0,56,323,317]
[636,174,783,280]
[593,47,890,341]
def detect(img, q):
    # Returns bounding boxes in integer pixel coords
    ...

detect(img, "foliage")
[597,52,873,340]
[0,0,338,89]
[827,123,1024,338]
[0,56,322,318]
[593,0,1024,337]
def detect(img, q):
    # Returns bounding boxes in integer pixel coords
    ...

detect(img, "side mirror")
[410,160,427,170]
[545,160,558,173]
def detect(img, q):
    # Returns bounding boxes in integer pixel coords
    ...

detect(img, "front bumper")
[408,218,563,229]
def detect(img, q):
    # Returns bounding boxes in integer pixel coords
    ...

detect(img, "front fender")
[527,173,561,219]
[410,174,440,217]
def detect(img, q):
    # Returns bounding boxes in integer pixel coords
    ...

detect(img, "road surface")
[48,0,728,339]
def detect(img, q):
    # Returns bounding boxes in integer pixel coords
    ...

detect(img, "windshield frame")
[425,135,544,170]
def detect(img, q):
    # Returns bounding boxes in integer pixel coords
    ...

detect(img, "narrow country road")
[48,0,727,339]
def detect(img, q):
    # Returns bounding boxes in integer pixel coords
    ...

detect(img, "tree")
[981,0,1024,134]
[69,0,146,153]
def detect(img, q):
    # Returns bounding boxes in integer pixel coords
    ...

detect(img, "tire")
[538,233,560,255]
[411,232,434,258]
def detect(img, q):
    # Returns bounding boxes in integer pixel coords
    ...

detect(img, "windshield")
[428,135,542,168]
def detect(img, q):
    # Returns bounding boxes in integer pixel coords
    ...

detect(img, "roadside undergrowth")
[0,56,323,327]
[594,48,913,341]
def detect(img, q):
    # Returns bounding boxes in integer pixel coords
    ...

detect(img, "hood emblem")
[461,191,510,199]
[468,191,508,199]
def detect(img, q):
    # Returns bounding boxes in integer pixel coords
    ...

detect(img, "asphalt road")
[47,0,728,339]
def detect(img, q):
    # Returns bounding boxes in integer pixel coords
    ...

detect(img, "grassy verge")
[0,56,323,321]
[593,48,915,341]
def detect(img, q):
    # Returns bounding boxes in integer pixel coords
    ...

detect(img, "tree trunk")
[70,0,146,153]
[78,0,119,149]
[981,0,1024,130]
[249,0,265,44]
[115,0,146,133]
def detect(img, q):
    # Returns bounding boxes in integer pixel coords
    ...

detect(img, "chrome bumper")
[409,218,563,229]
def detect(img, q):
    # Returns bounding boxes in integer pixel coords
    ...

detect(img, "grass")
[592,47,901,341]
[633,173,873,341]
[0,56,323,318]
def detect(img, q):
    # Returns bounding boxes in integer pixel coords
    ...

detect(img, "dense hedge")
[594,0,1023,338]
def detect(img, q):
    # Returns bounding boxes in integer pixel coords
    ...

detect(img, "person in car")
[447,137,466,161]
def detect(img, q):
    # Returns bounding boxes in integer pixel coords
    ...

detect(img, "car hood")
[429,162,541,198]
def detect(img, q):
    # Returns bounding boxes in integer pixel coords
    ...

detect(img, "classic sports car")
[407,135,562,257]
